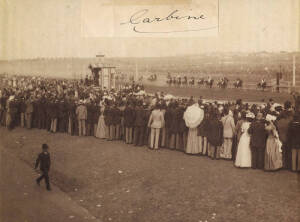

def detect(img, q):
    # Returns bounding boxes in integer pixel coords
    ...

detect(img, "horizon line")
[1,51,300,61]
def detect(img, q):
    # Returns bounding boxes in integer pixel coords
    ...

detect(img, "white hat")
[266,114,277,122]
[246,112,255,119]
[9,95,15,101]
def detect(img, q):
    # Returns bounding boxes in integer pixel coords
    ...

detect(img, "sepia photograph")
[0,0,300,221]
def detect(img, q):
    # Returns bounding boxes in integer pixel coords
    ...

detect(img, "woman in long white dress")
[235,113,254,168]
[184,102,204,154]
[95,104,106,139]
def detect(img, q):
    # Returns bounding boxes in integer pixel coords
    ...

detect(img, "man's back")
[249,120,267,148]
[277,117,292,144]
[222,114,235,138]
[134,106,145,127]
[35,151,51,171]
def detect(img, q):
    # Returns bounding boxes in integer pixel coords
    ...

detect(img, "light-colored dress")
[96,106,106,139]
[235,122,252,168]
[265,123,283,171]
[184,104,204,154]
[185,127,201,154]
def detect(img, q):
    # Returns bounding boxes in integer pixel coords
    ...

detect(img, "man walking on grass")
[35,144,51,191]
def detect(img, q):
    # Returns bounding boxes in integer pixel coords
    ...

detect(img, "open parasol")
[183,104,204,128]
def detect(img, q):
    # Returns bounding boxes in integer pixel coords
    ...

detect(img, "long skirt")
[220,138,233,159]
[235,133,251,168]
[265,136,283,171]
[95,115,106,139]
[185,128,201,154]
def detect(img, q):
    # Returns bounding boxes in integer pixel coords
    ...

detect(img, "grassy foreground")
[1,127,299,222]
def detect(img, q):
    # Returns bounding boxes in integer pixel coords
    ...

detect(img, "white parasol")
[183,104,204,128]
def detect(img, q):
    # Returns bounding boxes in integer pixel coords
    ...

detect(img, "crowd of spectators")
[1,75,300,173]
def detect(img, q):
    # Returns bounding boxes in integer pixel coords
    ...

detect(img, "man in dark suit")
[67,99,77,136]
[113,103,122,140]
[133,101,145,146]
[37,97,46,129]
[248,112,268,169]
[164,102,173,148]
[19,96,27,128]
[35,144,51,191]
[86,101,94,136]
[124,102,135,144]
[45,98,52,131]
[110,103,120,140]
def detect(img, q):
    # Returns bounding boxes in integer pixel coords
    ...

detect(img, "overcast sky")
[1,0,299,60]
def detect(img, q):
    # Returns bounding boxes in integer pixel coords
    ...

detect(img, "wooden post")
[113,69,116,89]
[293,55,296,87]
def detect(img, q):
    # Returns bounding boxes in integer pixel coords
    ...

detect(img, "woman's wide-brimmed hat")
[266,114,277,122]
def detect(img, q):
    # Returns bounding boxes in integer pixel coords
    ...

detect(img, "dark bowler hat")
[42,144,49,150]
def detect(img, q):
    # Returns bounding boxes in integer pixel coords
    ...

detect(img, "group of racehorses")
[117,73,268,91]
[166,75,246,89]
[165,75,270,91]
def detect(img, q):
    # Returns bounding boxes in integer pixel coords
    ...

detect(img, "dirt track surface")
[144,85,293,104]
[0,141,101,222]
[1,127,299,222]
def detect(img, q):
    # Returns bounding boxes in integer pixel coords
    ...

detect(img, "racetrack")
[144,84,293,104]
[119,71,295,104]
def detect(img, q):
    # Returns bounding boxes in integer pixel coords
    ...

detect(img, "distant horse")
[176,77,182,87]
[166,77,172,86]
[233,79,243,88]
[205,79,214,88]
[167,73,172,80]
[148,74,157,81]
[197,78,205,87]
[172,77,177,86]
[257,81,267,91]
[181,76,188,87]
[189,77,195,87]
[217,78,229,89]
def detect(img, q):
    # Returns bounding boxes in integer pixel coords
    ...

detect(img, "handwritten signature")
[120,9,217,33]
